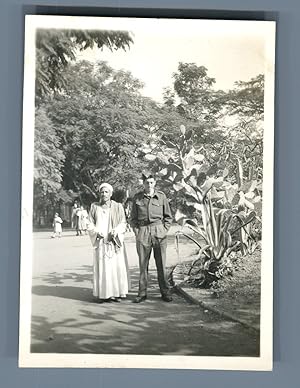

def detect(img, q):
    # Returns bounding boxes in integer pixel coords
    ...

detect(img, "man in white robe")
[87,183,130,302]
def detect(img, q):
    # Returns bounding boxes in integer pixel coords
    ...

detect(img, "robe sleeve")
[113,203,127,240]
[87,203,98,247]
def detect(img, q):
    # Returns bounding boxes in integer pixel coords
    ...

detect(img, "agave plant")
[144,124,262,284]
[174,194,261,286]
[174,195,238,285]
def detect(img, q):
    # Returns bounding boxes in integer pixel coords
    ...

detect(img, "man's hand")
[133,227,139,236]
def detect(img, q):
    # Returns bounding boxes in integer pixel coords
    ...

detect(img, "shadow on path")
[35,266,93,285]
[31,266,259,356]
[33,284,93,303]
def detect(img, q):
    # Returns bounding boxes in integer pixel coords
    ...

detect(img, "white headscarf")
[98,182,113,193]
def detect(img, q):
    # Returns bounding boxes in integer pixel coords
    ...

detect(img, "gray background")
[0,0,298,386]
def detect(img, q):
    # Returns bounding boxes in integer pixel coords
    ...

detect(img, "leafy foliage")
[225,74,264,119]
[33,107,66,224]
[34,107,65,194]
[166,62,226,125]
[36,29,133,100]
[219,74,265,181]
[44,61,154,205]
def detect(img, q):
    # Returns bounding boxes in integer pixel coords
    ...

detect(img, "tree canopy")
[36,29,133,100]
[41,60,157,206]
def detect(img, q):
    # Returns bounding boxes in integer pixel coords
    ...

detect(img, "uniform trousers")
[135,224,170,297]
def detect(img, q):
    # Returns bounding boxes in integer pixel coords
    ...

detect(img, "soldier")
[130,173,173,303]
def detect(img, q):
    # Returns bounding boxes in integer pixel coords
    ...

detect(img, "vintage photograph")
[19,15,275,369]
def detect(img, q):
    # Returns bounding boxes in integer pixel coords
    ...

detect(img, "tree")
[46,61,153,204]
[168,67,265,182]
[36,29,133,100]
[172,62,224,122]
[221,74,265,180]
[224,74,264,119]
[33,107,65,224]
[162,63,227,163]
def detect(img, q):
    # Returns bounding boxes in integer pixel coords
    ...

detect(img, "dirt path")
[31,230,259,356]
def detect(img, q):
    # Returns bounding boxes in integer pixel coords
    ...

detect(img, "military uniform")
[130,190,173,298]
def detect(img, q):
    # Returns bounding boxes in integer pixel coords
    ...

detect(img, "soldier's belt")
[138,220,162,227]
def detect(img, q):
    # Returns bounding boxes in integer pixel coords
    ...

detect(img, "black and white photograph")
[19,15,275,369]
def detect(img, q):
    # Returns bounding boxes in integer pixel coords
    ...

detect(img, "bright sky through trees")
[76,18,268,102]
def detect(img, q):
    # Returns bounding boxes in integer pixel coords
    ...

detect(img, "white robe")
[88,202,129,299]
[53,216,63,233]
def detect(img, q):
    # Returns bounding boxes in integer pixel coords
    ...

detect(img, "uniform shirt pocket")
[150,199,163,217]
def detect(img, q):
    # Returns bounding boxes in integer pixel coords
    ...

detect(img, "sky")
[74,18,271,103]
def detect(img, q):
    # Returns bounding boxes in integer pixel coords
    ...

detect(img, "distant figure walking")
[75,206,83,236]
[51,213,63,238]
[87,183,130,303]
[79,206,89,235]
[71,201,79,230]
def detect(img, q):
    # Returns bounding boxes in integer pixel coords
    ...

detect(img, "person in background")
[51,213,63,238]
[87,183,130,303]
[79,205,89,235]
[75,206,82,236]
[71,201,79,230]
[130,173,173,303]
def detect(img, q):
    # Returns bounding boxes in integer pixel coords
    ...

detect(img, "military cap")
[142,171,156,181]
